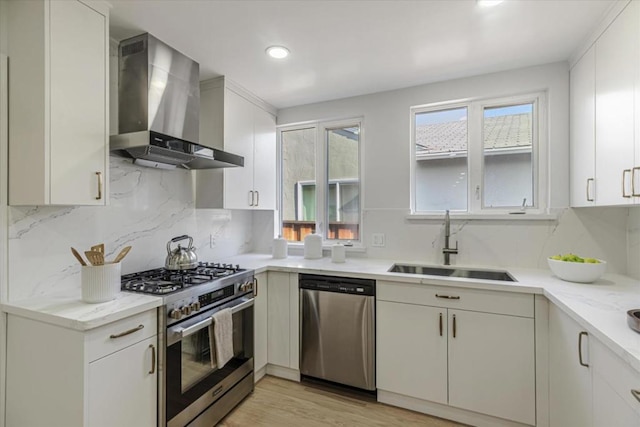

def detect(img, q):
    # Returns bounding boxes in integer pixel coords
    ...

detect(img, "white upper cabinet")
[8,0,109,206]
[570,0,640,207]
[570,46,596,207]
[196,77,276,210]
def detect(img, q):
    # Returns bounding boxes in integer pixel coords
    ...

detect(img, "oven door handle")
[177,298,254,339]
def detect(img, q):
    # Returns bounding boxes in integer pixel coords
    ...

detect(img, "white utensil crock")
[81,262,121,303]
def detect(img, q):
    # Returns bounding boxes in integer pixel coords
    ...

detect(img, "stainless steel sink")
[388,264,516,282]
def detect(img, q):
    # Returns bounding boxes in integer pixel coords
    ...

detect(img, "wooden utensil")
[84,250,104,266]
[71,247,87,266]
[113,246,132,264]
[91,243,105,254]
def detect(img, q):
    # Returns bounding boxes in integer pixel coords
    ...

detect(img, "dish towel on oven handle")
[209,308,234,369]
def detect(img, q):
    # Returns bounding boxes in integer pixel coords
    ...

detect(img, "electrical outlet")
[371,233,385,247]
[210,234,215,249]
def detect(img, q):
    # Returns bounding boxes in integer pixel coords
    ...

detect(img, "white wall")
[277,62,631,273]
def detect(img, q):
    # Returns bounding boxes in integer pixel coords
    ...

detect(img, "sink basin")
[388,264,516,282]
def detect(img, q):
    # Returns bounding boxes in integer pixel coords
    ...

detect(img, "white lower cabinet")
[549,304,592,427]
[88,336,157,427]
[254,271,268,379]
[6,309,157,427]
[376,281,536,426]
[266,271,299,379]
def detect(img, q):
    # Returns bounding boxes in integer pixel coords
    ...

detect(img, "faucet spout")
[442,210,458,265]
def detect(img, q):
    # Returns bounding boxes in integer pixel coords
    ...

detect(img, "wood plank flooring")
[218,375,465,426]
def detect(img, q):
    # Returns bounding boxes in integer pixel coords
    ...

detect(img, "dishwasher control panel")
[299,274,375,296]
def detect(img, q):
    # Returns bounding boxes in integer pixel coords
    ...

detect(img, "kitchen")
[1,0,640,426]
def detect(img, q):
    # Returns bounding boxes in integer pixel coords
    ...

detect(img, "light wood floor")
[218,375,465,426]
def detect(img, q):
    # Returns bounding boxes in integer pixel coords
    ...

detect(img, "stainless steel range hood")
[110,33,243,170]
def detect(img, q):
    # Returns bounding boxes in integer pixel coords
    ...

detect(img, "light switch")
[371,233,385,247]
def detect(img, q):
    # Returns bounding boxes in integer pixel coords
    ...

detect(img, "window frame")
[278,117,364,245]
[410,92,548,216]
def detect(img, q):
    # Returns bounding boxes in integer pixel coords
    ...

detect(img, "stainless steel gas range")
[122,262,256,427]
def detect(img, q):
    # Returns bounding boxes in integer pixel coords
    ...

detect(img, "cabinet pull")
[95,171,102,200]
[149,344,156,374]
[253,277,258,297]
[109,324,144,339]
[623,169,632,198]
[439,313,443,337]
[452,314,457,338]
[435,294,460,300]
[631,389,640,403]
[633,167,640,197]
[249,190,254,206]
[586,178,594,202]
[255,190,260,206]
[578,331,589,367]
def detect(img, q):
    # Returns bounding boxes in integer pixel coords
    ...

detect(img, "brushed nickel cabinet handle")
[149,344,156,374]
[631,389,640,403]
[95,171,102,200]
[255,190,260,206]
[249,190,254,206]
[578,331,589,367]
[586,178,594,202]
[439,313,443,337]
[452,314,457,338]
[436,294,460,300]
[253,277,258,297]
[109,324,144,339]
[623,169,632,198]
[633,167,640,197]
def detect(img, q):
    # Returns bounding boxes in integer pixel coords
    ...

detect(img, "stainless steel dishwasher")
[299,274,376,391]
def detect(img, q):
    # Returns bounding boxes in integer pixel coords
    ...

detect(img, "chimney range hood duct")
[110,33,243,170]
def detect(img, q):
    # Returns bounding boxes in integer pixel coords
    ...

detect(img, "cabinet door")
[595,1,638,206]
[252,106,277,210]
[49,0,107,205]
[570,46,596,207]
[377,301,447,404]
[448,309,535,425]
[549,304,592,427]
[267,271,291,367]
[592,372,640,427]
[223,89,256,209]
[254,272,268,374]
[88,336,157,427]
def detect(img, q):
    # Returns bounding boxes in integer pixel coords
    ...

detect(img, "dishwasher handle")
[299,274,375,296]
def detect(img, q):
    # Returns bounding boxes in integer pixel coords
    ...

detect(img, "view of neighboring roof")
[416,113,532,157]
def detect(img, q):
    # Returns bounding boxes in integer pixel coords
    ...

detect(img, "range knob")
[169,309,182,320]
[182,305,192,316]
[190,301,201,312]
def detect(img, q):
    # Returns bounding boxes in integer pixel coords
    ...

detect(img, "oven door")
[165,296,254,427]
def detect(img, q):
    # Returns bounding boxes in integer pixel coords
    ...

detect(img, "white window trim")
[278,117,365,245]
[409,92,548,217]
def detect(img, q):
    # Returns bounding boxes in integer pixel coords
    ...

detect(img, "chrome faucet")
[442,210,458,265]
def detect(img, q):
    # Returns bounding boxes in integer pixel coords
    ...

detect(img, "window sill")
[406,212,558,221]
[286,242,367,253]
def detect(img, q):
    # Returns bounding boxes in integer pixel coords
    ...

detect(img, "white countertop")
[4,252,640,374]
[1,289,162,331]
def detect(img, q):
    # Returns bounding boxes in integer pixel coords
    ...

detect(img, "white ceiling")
[109,0,613,109]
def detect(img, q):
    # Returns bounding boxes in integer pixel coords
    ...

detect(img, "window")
[411,93,545,215]
[280,119,362,243]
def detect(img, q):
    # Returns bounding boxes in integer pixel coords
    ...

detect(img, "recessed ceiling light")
[266,46,290,59]
[477,0,504,7]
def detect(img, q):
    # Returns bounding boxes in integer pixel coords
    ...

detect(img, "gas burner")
[121,262,246,295]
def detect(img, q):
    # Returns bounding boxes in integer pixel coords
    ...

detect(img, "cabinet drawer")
[377,281,533,318]
[591,337,640,417]
[86,309,157,362]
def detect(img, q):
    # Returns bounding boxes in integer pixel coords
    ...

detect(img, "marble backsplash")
[7,158,255,301]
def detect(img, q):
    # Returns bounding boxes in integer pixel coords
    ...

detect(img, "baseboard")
[265,364,300,382]
[254,365,267,383]
[377,390,532,427]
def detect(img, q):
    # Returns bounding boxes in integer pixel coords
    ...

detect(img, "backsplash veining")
[7,158,254,301]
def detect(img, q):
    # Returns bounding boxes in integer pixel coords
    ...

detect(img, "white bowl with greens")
[547,254,606,283]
